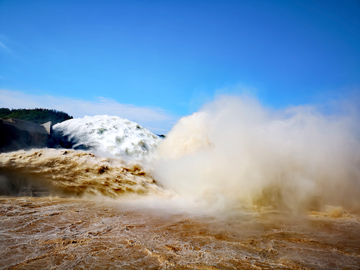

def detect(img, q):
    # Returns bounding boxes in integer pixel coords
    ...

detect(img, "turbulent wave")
[1,96,359,214]
[1,97,360,270]
[53,115,161,161]
[0,149,163,198]
[155,95,360,213]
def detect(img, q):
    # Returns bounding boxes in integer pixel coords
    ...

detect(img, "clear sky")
[0,0,359,132]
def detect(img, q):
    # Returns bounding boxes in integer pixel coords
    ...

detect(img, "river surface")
[1,196,360,269]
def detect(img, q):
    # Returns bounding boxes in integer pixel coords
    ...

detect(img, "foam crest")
[53,115,161,161]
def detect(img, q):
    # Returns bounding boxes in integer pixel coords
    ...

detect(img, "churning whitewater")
[1,96,360,213]
[0,149,163,198]
[1,96,360,269]
[53,115,161,161]
[1,115,165,199]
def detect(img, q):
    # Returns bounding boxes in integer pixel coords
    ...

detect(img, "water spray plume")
[155,95,360,213]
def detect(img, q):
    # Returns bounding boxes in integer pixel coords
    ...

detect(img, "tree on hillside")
[0,108,73,125]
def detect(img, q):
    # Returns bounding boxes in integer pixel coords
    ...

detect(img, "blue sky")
[0,0,359,132]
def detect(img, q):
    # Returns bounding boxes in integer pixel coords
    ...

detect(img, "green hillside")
[0,108,73,125]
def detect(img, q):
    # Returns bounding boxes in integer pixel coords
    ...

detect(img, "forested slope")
[0,108,73,125]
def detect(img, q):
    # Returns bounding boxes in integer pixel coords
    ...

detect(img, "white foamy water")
[53,115,161,161]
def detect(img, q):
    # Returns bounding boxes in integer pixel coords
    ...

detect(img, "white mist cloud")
[0,89,178,133]
[155,95,360,213]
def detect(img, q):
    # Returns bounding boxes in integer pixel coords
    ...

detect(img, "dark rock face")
[0,118,51,152]
[0,118,89,152]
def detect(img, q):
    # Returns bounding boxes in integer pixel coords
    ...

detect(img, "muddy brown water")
[1,149,360,269]
[1,196,360,270]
